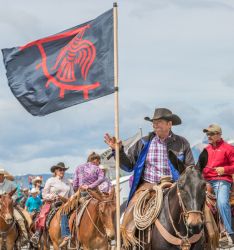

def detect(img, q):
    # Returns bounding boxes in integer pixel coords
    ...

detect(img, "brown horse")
[46,187,116,250]
[76,188,116,250]
[0,189,18,250]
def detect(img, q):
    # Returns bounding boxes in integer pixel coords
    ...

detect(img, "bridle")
[85,196,115,240]
[0,195,16,239]
[163,166,205,248]
[177,184,204,223]
[176,165,204,223]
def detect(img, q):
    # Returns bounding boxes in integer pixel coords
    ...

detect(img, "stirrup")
[30,234,40,245]
[59,236,71,248]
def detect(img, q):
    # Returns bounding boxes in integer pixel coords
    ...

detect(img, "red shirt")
[203,139,234,183]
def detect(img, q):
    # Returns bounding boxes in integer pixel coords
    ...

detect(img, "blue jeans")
[61,214,70,238]
[210,180,234,234]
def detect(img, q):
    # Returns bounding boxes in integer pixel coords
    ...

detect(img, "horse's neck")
[88,199,104,233]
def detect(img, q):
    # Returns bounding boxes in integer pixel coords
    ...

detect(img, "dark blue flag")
[2,9,114,116]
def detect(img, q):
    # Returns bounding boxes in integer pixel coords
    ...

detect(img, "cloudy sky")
[0,0,234,175]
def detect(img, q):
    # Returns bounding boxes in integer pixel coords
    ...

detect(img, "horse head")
[168,150,208,234]
[88,187,116,241]
[0,188,16,225]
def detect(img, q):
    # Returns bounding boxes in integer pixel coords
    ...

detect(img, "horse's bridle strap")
[155,219,203,246]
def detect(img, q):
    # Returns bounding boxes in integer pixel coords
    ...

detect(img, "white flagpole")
[113,2,121,249]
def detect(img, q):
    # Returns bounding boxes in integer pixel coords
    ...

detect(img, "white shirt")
[42,176,74,200]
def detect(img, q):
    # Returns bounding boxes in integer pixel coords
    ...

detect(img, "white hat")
[0,168,5,175]
[32,176,43,184]
[30,188,39,194]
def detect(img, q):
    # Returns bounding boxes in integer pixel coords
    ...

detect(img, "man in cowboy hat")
[16,187,29,208]
[0,168,29,245]
[105,108,194,201]
[202,124,234,247]
[104,108,194,246]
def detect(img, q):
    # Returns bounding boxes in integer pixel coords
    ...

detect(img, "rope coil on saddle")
[133,185,163,230]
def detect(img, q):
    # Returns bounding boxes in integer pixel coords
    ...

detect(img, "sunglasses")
[206,132,218,136]
[58,168,65,172]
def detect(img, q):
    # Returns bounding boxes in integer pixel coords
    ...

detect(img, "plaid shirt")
[143,135,172,183]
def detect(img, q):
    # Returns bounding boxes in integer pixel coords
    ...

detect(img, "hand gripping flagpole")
[113,2,121,249]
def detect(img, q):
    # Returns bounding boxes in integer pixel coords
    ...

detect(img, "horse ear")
[110,186,115,199]
[9,188,17,197]
[168,150,185,174]
[196,149,208,172]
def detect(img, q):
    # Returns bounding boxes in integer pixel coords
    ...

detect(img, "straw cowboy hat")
[0,168,5,175]
[0,168,15,181]
[32,176,43,184]
[144,108,182,125]
[50,162,69,173]
[30,188,39,194]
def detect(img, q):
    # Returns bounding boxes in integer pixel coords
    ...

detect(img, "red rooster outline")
[20,24,100,99]
[51,25,96,83]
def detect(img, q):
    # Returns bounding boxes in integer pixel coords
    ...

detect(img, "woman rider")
[73,152,105,192]
[30,162,73,247]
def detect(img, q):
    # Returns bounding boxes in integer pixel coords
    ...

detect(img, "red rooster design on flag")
[52,25,96,82]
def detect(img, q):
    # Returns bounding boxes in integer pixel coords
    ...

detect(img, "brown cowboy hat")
[50,162,69,173]
[144,108,181,125]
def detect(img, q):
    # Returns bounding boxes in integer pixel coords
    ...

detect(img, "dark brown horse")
[149,150,209,250]
[0,189,18,250]
[76,188,116,250]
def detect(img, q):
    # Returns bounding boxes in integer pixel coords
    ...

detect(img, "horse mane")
[60,190,80,215]
[60,187,115,215]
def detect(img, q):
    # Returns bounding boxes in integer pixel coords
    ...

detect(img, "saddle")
[121,177,173,248]
[69,197,91,243]
[45,200,63,229]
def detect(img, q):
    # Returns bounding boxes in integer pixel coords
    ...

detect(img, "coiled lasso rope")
[133,185,163,230]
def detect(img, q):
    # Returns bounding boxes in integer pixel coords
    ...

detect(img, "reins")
[0,219,16,237]
[84,193,115,239]
[0,197,17,243]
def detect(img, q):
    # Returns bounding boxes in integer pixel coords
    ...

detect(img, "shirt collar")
[155,131,172,143]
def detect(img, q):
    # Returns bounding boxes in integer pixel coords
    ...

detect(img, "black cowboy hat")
[144,108,181,125]
[50,162,69,173]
